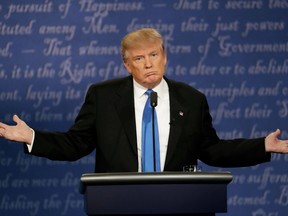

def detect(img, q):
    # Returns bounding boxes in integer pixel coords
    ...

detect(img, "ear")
[164,54,167,66]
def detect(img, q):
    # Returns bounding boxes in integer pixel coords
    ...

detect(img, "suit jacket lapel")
[164,78,188,168]
[114,76,138,156]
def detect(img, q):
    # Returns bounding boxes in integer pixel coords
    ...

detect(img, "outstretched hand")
[0,115,33,144]
[265,129,288,153]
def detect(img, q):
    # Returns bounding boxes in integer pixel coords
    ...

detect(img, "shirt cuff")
[26,128,35,153]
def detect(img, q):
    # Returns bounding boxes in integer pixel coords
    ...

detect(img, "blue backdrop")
[0,0,287,215]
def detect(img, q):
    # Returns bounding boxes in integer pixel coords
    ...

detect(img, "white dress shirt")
[133,78,170,172]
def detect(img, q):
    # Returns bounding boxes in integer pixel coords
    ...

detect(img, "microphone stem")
[152,107,156,172]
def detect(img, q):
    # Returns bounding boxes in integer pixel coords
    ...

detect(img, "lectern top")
[80,171,232,186]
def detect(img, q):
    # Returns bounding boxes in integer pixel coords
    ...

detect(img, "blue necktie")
[142,89,161,172]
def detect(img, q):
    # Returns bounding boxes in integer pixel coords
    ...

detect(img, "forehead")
[126,42,162,56]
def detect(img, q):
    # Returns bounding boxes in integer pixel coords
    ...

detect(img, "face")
[123,42,167,89]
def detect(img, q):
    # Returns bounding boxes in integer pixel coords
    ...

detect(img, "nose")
[144,57,152,69]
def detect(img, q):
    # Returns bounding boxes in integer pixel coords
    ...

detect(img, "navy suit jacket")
[29,76,270,172]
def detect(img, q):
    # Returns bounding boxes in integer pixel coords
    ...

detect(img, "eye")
[150,52,158,59]
[133,56,144,63]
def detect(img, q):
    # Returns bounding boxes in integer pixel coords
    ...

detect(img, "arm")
[1,115,287,154]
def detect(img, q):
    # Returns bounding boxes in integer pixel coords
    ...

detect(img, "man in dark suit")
[0,28,288,173]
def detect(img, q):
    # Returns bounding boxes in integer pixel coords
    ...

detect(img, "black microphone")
[150,91,158,107]
[150,91,158,171]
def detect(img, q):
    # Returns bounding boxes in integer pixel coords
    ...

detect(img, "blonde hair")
[121,28,165,62]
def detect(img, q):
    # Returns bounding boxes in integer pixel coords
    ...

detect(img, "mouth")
[145,71,156,77]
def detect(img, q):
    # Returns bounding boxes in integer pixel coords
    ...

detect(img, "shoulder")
[88,76,133,93]
[165,77,206,100]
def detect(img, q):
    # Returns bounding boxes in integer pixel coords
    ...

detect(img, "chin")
[145,80,161,89]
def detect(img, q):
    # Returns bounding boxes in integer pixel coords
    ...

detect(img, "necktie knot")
[145,89,153,97]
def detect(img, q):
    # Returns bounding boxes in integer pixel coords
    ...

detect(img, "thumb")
[13,114,22,124]
[273,129,281,137]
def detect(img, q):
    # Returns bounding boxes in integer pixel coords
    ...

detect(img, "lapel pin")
[179,111,184,116]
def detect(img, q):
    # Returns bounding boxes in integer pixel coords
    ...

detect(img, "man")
[0,28,288,173]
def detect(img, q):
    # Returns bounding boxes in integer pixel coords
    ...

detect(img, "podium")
[80,172,232,216]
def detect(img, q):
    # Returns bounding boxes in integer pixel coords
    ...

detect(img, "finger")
[0,129,3,136]
[0,128,6,137]
[0,122,7,130]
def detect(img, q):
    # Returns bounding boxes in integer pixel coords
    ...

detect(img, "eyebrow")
[132,55,144,60]
[132,50,159,58]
